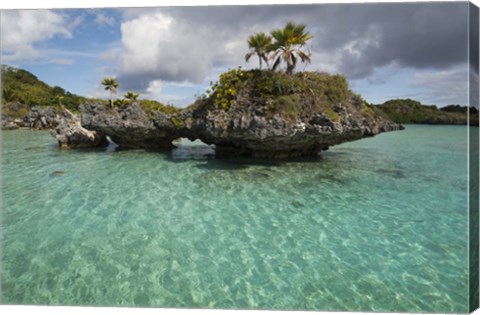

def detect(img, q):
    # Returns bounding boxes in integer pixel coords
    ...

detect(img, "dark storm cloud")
[331,2,468,78]
[470,1,479,74]
[115,2,469,91]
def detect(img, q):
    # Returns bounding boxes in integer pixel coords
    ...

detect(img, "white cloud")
[141,80,194,107]
[69,14,85,29]
[116,11,217,85]
[120,13,173,74]
[105,3,470,106]
[94,13,115,27]
[144,79,163,99]
[1,10,72,62]
[111,8,346,94]
[86,83,109,100]
[410,64,468,105]
[111,9,271,93]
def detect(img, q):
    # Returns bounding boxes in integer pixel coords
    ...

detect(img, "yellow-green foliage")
[113,99,129,107]
[202,69,353,122]
[253,71,350,120]
[139,99,181,118]
[2,103,29,119]
[207,67,252,110]
[170,116,185,128]
[248,71,350,107]
[300,72,349,105]
[272,95,301,120]
[363,103,375,117]
[325,108,341,123]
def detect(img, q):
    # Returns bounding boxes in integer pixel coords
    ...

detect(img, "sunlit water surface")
[1,125,470,312]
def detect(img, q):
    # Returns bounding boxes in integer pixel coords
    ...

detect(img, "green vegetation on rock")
[205,67,251,110]
[139,99,181,118]
[2,102,30,119]
[170,116,185,128]
[1,65,183,123]
[124,91,140,103]
[197,68,353,122]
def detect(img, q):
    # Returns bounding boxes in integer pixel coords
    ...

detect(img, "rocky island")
[3,19,475,158]
[50,69,403,158]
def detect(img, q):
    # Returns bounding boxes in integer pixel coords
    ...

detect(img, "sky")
[0,1,476,108]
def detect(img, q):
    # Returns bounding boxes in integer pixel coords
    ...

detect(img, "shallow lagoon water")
[1,125,470,312]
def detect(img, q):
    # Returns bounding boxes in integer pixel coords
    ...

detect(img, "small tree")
[101,77,119,108]
[245,32,272,70]
[124,91,140,104]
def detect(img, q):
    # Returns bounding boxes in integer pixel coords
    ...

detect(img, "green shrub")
[200,69,356,123]
[275,95,301,120]
[170,116,185,128]
[139,99,181,119]
[2,103,29,119]
[207,67,253,110]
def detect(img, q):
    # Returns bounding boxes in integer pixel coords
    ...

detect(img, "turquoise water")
[1,125,470,312]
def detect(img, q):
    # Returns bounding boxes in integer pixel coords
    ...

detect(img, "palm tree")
[124,91,140,104]
[245,32,272,70]
[269,22,313,75]
[101,77,119,107]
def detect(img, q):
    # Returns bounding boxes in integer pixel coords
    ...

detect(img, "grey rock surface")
[181,98,404,158]
[1,103,70,130]
[74,96,403,158]
[80,103,177,149]
[50,108,109,149]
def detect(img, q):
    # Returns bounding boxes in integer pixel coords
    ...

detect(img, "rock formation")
[50,109,108,149]
[1,103,69,130]
[179,101,402,158]
[51,70,404,158]
[1,118,22,130]
[80,103,178,149]
[179,70,404,158]
[23,106,65,129]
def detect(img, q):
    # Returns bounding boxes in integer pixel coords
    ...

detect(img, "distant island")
[371,98,479,126]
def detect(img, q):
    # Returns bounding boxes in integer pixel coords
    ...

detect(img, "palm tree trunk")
[259,57,262,70]
[286,63,294,75]
[110,90,113,108]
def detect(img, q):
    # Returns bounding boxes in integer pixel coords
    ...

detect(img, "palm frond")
[296,50,311,63]
[291,53,297,68]
[245,51,255,62]
[246,32,273,69]
[272,56,282,71]
[268,22,313,74]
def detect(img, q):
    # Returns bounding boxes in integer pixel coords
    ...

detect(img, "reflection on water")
[171,139,216,160]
